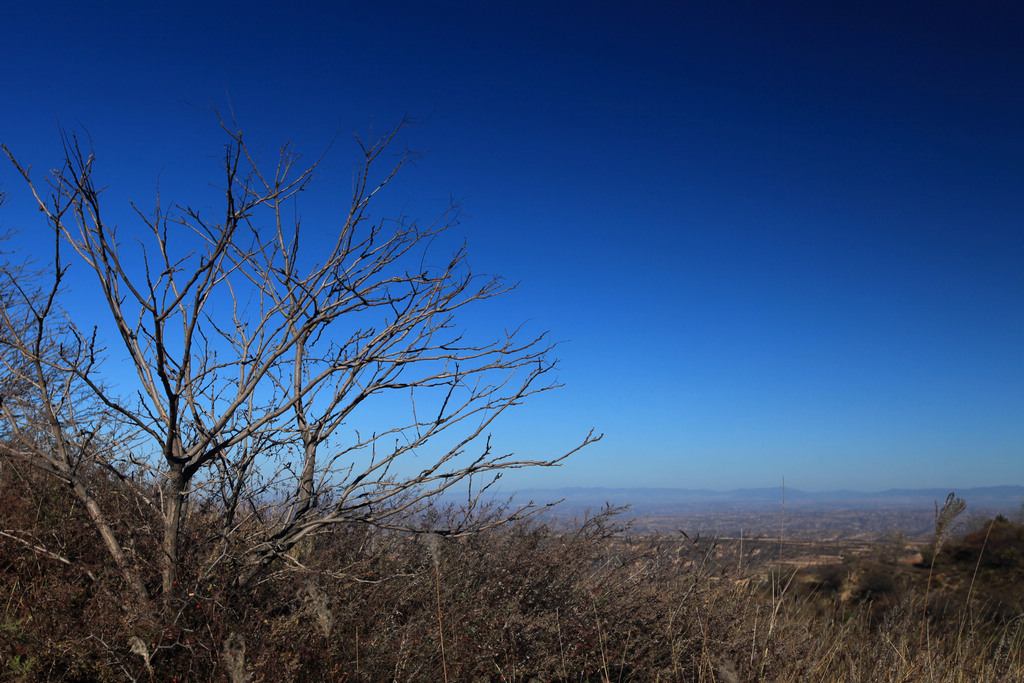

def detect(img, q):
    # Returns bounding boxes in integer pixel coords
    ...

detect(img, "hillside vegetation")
[2,464,1023,681]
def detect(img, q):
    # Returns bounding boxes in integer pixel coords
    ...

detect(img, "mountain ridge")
[497,485,1024,510]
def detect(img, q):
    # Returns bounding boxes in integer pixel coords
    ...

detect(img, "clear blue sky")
[1,1,1021,492]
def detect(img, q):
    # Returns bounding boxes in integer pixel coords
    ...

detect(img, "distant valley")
[494,485,1024,541]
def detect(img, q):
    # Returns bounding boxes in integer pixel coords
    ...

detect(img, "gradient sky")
[1,1,1021,492]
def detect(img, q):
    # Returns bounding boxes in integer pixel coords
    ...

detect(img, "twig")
[0,529,97,581]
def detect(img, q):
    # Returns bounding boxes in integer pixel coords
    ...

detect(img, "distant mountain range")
[501,485,1024,514]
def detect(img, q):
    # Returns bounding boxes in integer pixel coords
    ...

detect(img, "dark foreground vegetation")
[2,465,1023,682]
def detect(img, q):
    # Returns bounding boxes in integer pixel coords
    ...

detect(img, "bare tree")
[0,115,598,610]
[0,244,156,610]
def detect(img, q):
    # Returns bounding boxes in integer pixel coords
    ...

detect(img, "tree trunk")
[162,464,186,595]
[72,480,153,614]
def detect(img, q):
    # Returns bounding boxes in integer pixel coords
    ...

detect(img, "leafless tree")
[0,114,598,612]
[0,240,156,608]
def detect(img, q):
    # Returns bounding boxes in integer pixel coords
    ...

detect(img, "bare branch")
[0,529,98,582]
[1,111,598,600]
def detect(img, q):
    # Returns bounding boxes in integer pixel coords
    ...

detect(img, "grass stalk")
[556,607,569,680]
[917,492,965,681]
[592,596,609,682]
[426,533,448,683]
[435,560,448,682]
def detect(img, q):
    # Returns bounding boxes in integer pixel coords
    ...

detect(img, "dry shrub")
[3,464,1024,682]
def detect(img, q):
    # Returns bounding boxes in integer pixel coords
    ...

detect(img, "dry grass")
[1,465,1022,681]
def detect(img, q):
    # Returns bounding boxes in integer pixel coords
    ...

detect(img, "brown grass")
[1,465,1022,681]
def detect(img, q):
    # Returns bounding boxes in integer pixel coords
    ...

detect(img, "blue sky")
[1,1,1021,492]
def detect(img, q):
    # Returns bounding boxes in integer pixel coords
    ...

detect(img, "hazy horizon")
[2,2,1021,492]
[510,484,1024,494]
